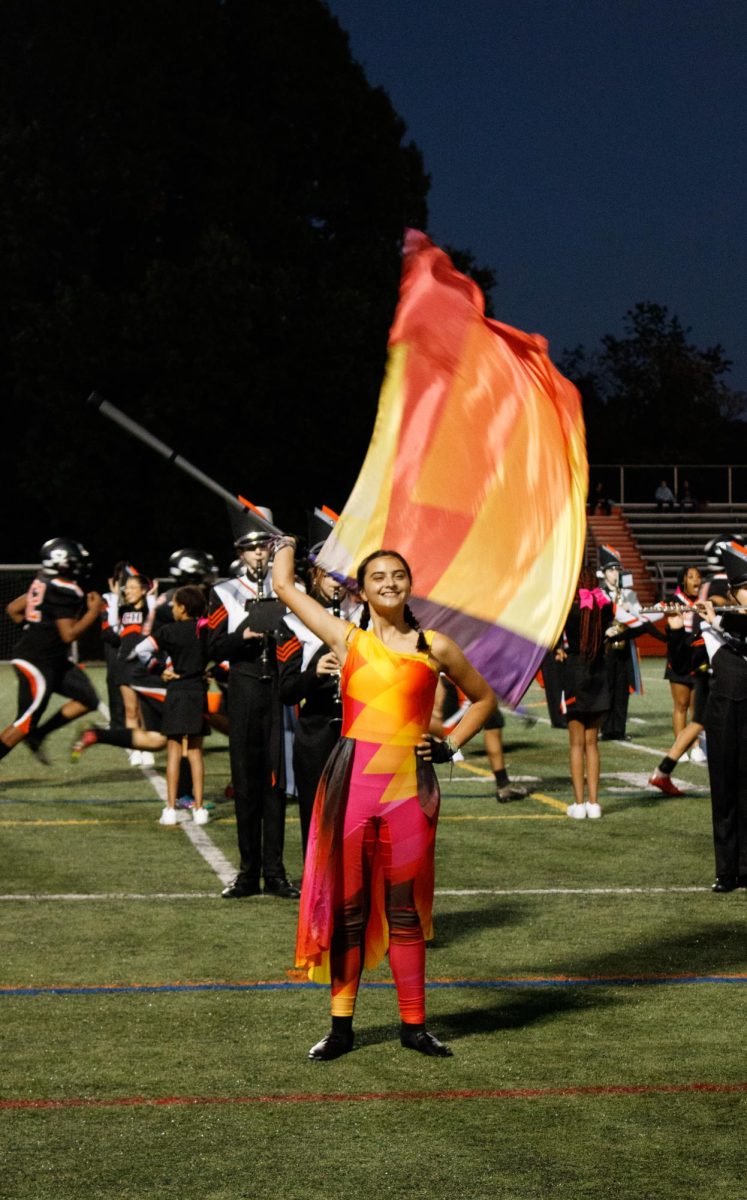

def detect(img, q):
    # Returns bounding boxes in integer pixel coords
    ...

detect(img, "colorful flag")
[316,231,588,705]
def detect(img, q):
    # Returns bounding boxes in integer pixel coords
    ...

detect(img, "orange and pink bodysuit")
[296,625,440,1023]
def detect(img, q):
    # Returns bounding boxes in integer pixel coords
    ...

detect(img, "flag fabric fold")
[316,230,587,705]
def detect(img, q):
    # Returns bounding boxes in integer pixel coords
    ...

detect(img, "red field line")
[3,1081,747,1111]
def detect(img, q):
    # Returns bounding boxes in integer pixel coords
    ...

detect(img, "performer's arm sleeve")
[702,623,727,662]
[207,592,245,662]
[276,630,320,705]
[130,635,159,665]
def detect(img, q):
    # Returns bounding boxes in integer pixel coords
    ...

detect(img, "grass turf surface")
[1,663,744,1199]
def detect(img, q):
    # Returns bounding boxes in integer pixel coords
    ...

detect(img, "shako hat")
[230,502,278,549]
[598,543,623,571]
[721,541,747,589]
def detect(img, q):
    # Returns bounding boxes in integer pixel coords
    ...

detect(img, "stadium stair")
[586,510,663,656]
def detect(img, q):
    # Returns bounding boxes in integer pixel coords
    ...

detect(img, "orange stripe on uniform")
[276,637,301,662]
[208,606,227,629]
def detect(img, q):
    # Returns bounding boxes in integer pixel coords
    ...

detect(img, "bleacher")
[619,506,747,598]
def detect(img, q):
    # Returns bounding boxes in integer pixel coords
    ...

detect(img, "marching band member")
[698,541,747,892]
[209,516,298,900]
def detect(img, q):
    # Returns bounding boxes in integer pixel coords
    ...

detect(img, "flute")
[331,586,343,713]
[637,603,747,617]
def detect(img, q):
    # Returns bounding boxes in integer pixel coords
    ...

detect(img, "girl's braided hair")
[356,549,428,653]
[576,566,605,662]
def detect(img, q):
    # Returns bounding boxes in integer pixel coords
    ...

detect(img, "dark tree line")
[0,0,442,577]
[562,303,746,465]
[2,1,743,580]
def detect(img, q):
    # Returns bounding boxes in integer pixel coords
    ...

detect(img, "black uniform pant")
[602,648,631,738]
[104,642,126,728]
[705,692,747,879]
[228,673,286,884]
[293,718,340,857]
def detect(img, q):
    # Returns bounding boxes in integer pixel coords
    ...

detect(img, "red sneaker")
[649,772,683,797]
[71,729,99,762]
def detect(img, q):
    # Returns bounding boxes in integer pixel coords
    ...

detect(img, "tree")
[0,0,432,573]
[562,303,746,464]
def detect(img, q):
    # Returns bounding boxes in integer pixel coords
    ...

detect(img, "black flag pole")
[88,392,281,535]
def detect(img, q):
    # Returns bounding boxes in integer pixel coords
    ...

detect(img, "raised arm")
[272,542,352,663]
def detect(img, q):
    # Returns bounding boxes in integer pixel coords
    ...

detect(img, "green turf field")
[1,662,744,1200]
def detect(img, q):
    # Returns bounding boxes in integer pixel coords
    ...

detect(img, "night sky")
[326,0,747,390]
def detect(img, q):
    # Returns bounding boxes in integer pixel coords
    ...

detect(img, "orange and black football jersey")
[13,574,84,665]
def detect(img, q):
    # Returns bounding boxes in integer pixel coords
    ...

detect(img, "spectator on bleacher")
[590,481,612,516]
[654,480,676,511]
[678,479,697,511]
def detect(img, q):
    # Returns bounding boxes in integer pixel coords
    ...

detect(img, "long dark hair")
[356,549,428,652]
[676,564,701,596]
[575,566,605,662]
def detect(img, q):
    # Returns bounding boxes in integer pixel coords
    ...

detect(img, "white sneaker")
[688,745,707,765]
[140,751,155,767]
[585,802,602,819]
[567,802,587,819]
[192,807,210,825]
[679,751,690,763]
[129,750,143,767]
[159,806,178,826]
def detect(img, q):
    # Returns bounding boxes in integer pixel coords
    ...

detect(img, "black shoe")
[400,1026,453,1057]
[308,1030,354,1061]
[738,875,747,889]
[264,876,301,899]
[221,876,262,899]
[711,877,738,893]
[496,783,530,804]
[25,735,51,766]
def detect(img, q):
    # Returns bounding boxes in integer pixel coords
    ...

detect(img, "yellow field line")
[531,792,569,812]
[454,761,494,778]
[0,819,145,826]
[441,813,564,821]
[0,813,564,827]
[455,762,567,813]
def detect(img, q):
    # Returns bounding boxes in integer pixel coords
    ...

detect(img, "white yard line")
[0,885,717,901]
[139,765,237,886]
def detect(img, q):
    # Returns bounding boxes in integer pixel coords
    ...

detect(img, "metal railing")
[589,464,747,507]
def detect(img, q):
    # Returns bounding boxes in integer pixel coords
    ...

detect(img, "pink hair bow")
[579,587,610,610]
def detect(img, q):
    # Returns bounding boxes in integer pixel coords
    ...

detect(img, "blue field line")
[2,974,746,999]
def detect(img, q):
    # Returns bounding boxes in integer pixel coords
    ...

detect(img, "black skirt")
[560,655,610,718]
[162,683,208,738]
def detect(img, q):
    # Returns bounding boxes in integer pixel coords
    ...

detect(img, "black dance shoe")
[308,1030,354,1061]
[400,1026,453,1057]
[221,876,262,899]
[496,784,529,803]
[264,876,301,899]
[711,877,738,893]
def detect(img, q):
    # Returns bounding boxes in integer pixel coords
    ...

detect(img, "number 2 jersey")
[13,573,86,666]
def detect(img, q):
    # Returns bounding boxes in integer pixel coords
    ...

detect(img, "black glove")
[425,734,456,764]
